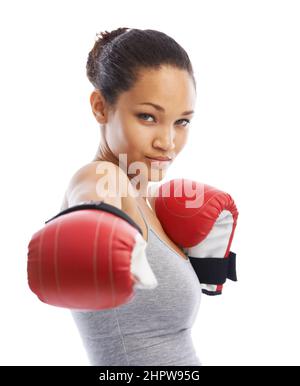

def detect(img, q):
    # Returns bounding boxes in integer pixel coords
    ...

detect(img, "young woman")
[60,28,202,366]
[29,27,238,366]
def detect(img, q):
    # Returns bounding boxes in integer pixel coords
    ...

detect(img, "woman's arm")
[27,160,157,310]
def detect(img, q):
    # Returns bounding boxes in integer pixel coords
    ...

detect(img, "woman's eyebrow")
[138,102,194,116]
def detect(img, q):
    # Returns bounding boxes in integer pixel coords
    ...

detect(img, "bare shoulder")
[63,160,131,208]
[60,160,140,213]
[59,160,147,240]
[66,160,127,194]
[60,191,69,211]
[60,162,100,210]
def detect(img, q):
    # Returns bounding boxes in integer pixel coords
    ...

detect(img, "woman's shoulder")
[68,160,123,183]
[59,160,148,240]
[59,160,137,210]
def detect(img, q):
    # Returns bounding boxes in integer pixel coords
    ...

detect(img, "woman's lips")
[145,156,172,168]
[145,156,172,161]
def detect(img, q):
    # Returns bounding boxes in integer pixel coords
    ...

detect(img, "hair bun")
[96,27,130,48]
[87,27,130,85]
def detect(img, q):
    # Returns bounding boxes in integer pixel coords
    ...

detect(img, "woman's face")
[91,65,196,186]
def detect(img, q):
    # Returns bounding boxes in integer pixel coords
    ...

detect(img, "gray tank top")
[71,205,202,366]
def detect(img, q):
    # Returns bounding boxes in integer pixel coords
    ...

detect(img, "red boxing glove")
[27,202,158,310]
[150,179,239,295]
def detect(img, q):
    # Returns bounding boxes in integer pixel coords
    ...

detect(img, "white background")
[0,0,299,366]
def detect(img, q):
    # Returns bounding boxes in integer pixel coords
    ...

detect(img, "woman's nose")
[153,126,176,151]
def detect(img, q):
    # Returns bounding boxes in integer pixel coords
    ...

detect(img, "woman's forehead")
[120,69,196,109]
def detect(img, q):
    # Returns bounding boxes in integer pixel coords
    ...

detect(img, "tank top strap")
[136,203,150,235]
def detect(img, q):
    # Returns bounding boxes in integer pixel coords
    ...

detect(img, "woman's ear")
[90,89,108,124]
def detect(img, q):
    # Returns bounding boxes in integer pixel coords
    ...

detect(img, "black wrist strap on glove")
[188,251,237,285]
[44,200,143,236]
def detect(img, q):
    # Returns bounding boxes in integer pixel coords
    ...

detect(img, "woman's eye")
[137,113,190,127]
[137,113,155,122]
[177,119,190,127]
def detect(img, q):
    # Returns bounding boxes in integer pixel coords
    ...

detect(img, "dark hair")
[86,27,196,110]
